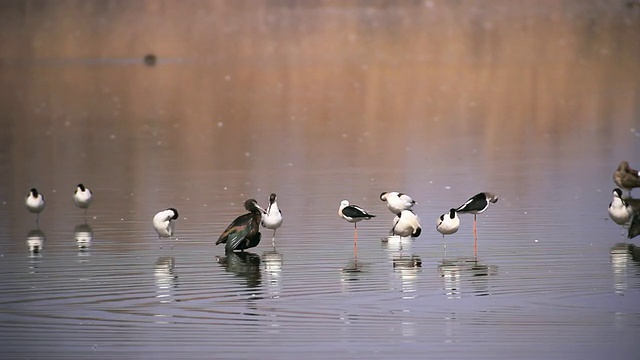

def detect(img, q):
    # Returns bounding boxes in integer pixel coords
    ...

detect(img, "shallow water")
[1,1,640,359]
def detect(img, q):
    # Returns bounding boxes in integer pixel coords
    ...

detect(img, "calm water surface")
[1,1,640,359]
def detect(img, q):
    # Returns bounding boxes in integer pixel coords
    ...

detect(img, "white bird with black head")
[261,193,283,246]
[153,208,179,248]
[73,183,93,214]
[25,188,45,224]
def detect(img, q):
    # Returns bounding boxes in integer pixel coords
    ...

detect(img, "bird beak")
[256,204,267,214]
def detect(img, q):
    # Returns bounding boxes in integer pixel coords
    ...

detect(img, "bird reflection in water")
[74,222,93,254]
[261,248,283,299]
[27,228,45,256]
[392,255,422,300]
[610,243,640,295]
[26,228,45,272]
[438,258,498,299]
[216,251,262,289]
[155,256,178,304]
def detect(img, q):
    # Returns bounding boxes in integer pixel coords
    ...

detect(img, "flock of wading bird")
[23,160,640,259]
[608,161,640,239]
[25,183,498,259]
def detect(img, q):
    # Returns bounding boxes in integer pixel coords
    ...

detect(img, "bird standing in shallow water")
[338,200,376,259]
[25,188,45,224]
[456,192,498,258]
[437,208,460,256]
[73,184,93,215]
[391,209,422,238]
[153,208,179,248]
[614,161,640,197]
[261,193,283,246]
[380,191,416,214]
[608,188,634,225]
[217,199,265,252]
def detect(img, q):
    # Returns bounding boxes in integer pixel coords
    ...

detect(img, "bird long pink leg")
[354,223,359,261]
[473,214,478,259]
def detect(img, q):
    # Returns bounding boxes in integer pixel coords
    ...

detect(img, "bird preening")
[216,199,265,253]
[390,209,422,238]
[380,191,416,214]
[153,208,179,248]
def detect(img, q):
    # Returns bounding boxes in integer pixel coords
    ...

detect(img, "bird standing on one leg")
[261,193,283,247]
[456,192,498,259]
[216,199,265,253]
[25,188,45,225]
[73,183,93,216]
[153,208,179,249]
[338,200,376,259]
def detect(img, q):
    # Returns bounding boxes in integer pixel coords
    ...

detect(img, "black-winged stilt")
[456,192,498,258]
[339,200,375,258]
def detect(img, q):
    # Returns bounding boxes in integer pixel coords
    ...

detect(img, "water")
[1,1,640,359]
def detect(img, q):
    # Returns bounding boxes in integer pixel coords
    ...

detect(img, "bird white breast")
[608,199,632,225]
[262,205,283,229]
[26,196,45,212]
[437,215,460,235]
[74,191,92,207]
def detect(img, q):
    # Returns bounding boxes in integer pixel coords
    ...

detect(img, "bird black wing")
[216,213,252,247]
[343,205,375,219]
[456,193,487,213]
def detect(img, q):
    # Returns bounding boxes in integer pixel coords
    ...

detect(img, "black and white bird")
[25,188,45,223]
[338,200,376,257]
[153,208,179,248]
[261,193,283,246]
[608,188,633,225]
[380,191,416,214]
[391,209,422,238]
[437,208,460,237]
[456,192,498,258]
[73,183,93,214]
[217,199,265,252]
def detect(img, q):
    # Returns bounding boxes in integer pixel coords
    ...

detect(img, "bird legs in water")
[353,223,358,262]
[473,214,478,259]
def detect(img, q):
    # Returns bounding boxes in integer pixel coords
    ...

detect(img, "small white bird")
[261,193,283,246]
[608,188,634,225]
[437,209,460,237]
[339,200,376,258]
[380,191,416,214]
[25,188,45,223]
[391,209,422,238]
[73,183,93,213]
[153,208,179,248]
